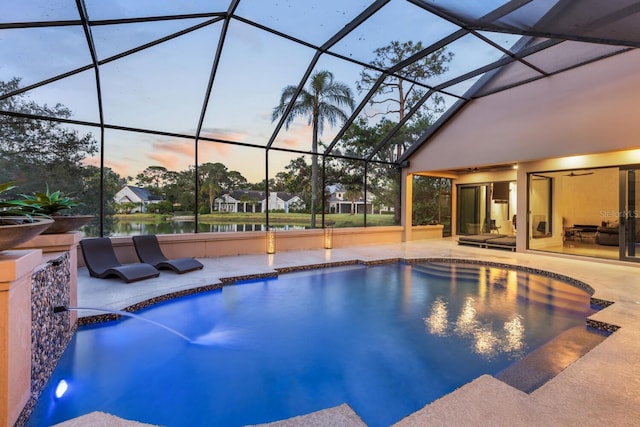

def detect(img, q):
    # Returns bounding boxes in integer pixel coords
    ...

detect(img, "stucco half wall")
[75,227,411,267]
[406,49,640,173]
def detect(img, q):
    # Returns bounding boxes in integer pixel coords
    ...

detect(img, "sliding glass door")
[457,182,515,235]
[458,186,485,234]
[620,168,640,261]
[529,175,552,238]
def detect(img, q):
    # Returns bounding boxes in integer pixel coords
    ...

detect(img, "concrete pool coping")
[65,239,640,426]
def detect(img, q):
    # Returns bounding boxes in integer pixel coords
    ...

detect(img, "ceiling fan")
[564,170,594,177]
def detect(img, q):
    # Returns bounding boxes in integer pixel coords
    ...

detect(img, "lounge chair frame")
[484,236,517,251]
[132,234,204,274]
[457,234,516,251]
[457,233,506,248]
[80,237,160,283]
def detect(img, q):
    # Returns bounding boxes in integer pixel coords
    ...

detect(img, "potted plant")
[20,185,94,234]
[0,181,54,251]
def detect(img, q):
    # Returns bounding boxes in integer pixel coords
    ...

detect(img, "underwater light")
[55,379,68,398]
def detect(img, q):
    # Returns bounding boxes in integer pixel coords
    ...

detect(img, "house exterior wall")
[216,193,301,213]
[114,187,142,205]
[114,187,161,213]
[406,49,640,173]
[403,50,640,250]
[330,201,370,214]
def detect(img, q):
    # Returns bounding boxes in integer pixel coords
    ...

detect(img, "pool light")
[55,379,68,398]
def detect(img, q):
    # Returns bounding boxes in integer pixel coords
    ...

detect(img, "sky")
[1,0,518,183]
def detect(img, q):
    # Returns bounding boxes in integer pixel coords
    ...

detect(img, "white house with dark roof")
[327,186,374,214]
[215,191,305,213]
[215,190,264,213]
[114,185,163,213]
[266,191,305,213]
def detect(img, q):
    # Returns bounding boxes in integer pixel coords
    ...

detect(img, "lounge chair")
[132,234,204,274]
[80,237,160,283]
[485,236,517,251]
[457,233,507,248]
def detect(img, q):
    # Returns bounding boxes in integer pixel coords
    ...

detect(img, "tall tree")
[412,175,451,229]
[197,162,248,213]
[198,163,227,214]
[227,170,248,190]
[274,156,310,196]
[343,188,363,215]
[272,70,355,227]
[135,166,169,193]
[347,41,453,223]
[0,78,98,194]
[357,40,452,160]
[174,168,197,213]
[79,165,126,236]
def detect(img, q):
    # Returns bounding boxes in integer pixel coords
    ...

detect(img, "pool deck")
[69,238,640,427]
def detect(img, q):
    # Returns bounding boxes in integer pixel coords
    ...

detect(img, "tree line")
[1,40,453,233]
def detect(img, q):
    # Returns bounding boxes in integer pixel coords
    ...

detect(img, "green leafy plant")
[0,181,39,224]
[20,185,81,216]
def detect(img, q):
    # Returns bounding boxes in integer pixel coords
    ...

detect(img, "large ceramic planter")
[0,217,54,251]
[43,215,94,234]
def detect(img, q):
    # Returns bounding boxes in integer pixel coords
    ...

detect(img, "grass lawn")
[115,212,397,228]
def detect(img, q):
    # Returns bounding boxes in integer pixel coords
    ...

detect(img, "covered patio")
[3,1,640,426]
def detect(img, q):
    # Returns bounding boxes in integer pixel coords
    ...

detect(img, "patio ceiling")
[1,0,639,166]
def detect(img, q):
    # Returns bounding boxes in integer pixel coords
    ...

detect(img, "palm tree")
[272,70,355,228]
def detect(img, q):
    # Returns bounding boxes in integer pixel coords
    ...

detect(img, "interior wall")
[555,169,618,227]
[406,49,640,173]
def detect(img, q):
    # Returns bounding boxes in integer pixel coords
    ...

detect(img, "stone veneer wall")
[14,252,76,427]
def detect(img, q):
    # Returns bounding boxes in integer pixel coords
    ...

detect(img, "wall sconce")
[323,227,334,249]
[266,229,276,254]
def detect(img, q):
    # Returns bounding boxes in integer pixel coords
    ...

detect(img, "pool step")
[412,262,483,281]
[412,263,592,313]
[495,325,609,393]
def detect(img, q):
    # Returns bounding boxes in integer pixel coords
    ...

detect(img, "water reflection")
[424,297,448,336]
[418,262,594,360]
[111,221,307,236]
[503,315,525,353]
[455,297,479,336]
[423,296,525,360]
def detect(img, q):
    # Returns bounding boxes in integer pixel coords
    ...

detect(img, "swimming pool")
[27,261,604,426]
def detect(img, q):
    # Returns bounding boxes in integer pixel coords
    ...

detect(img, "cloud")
[82,156,100,168]
[84,156,139,180]
[152,139,195,158]
[103,158,136,178]
[199,127,250,143]
[147,151,188,170]
[148,134,238,167]
[85,120,327,182]
[269,118,341,150]
[273,121,312,149]
[202,141,232,156]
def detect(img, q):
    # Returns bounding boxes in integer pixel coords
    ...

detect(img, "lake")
[111,221,307,236]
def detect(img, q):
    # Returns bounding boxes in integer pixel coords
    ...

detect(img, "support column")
[0,249,42,427]
[16,232,81,327]
[402,171,414,241]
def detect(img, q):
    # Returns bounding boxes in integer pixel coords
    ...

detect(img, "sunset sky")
[1,0,515,183]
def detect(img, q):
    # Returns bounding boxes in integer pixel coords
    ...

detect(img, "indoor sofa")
[596,222,619,246]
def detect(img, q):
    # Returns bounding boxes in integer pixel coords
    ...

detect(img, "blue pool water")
[28,262,598,427]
